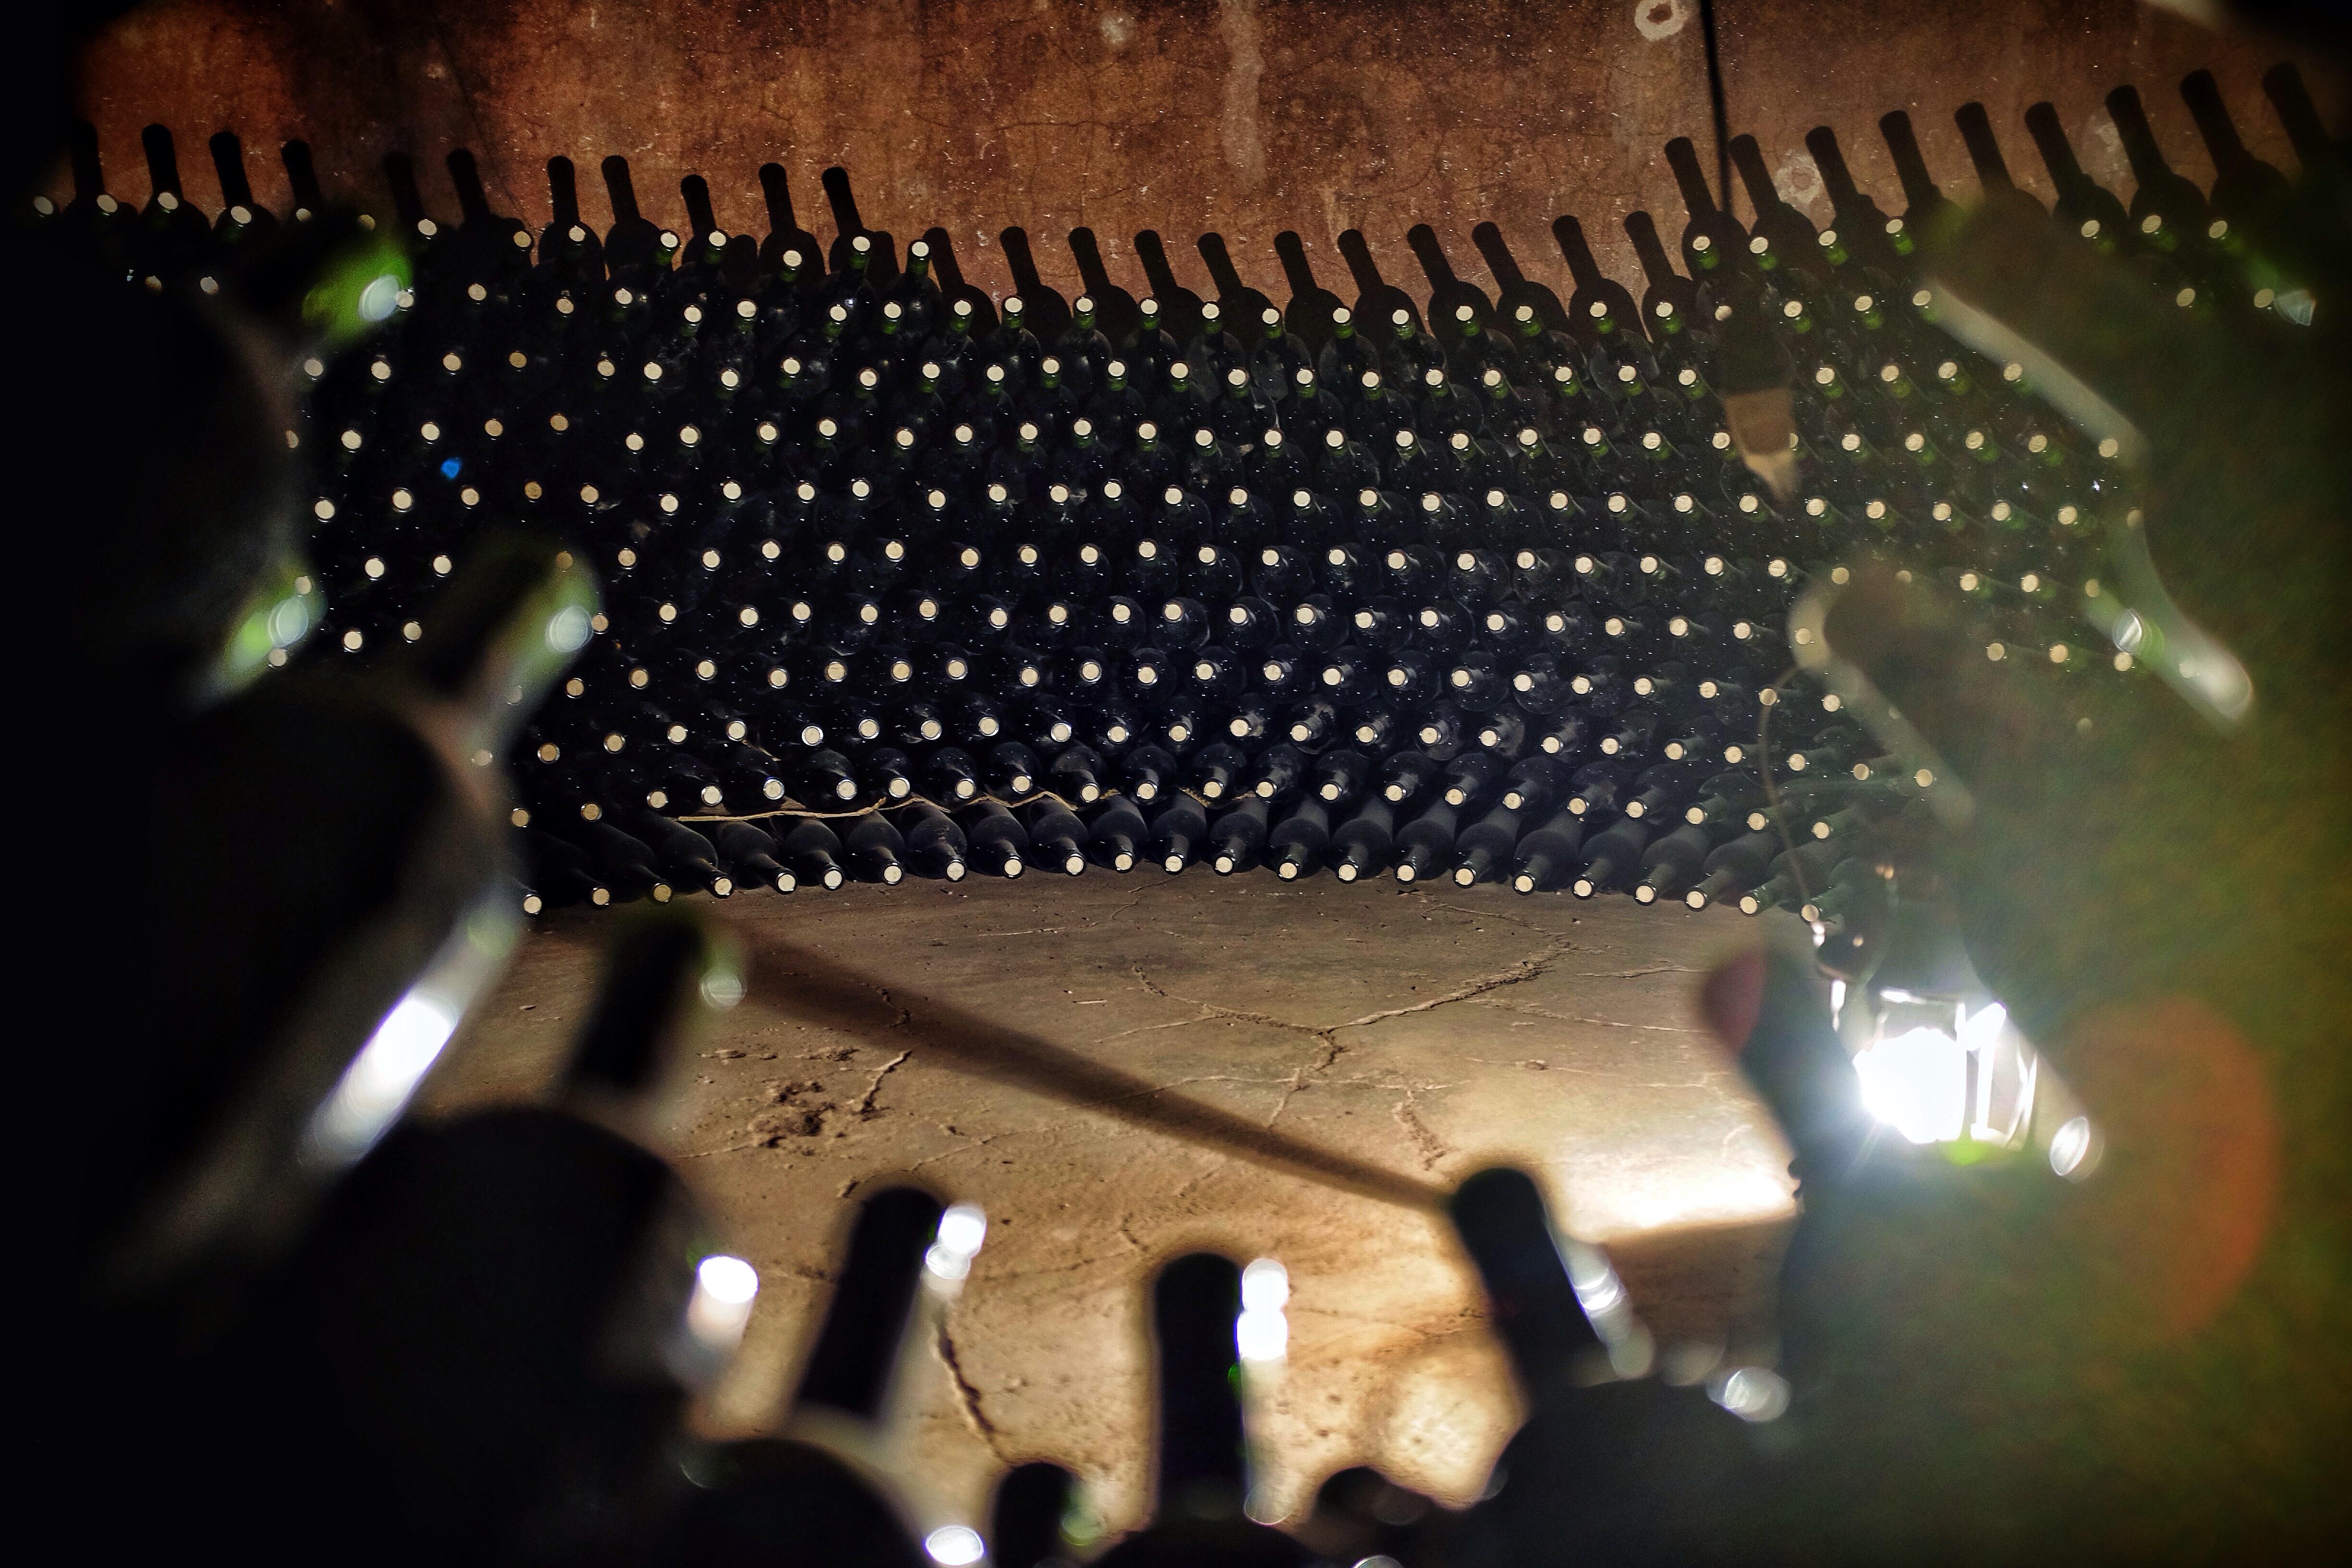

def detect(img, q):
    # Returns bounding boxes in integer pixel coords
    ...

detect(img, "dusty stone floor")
[419,873,1803,1537]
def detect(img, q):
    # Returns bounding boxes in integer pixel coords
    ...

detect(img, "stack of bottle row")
[35,65,2333,919]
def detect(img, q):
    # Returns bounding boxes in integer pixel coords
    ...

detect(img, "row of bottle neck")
[516,739,1915,908]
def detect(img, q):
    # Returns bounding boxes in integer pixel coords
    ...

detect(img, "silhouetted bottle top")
[1727,135,1824,276]
[539,154,606,282]
[792,1186,945,1419]
[1405,223,1494,348]
[1448,1168,1603,1397]
[1663,135,1748,276]
[1197,231,1274,348]
[1801,123,1902,274]
[259,909,738,1562]
[819,163,871,274]
[2261,61,2341,181]
[1131,228,1207,345]
[1002,224,1072,343]
[922,225,996,330]
[1469,220,1567,337]
[206,130,278,244]
[1878,110,1959,236]
[1444,1167,1758,1561]
[2179,70,2292,229]
[1622,209,1699,331]
[2104,84,2211,233]
[1067,224,1141,344]
[1273,229,1345,353]
[1091,1254,1311,1567]
[561,910,733,1104]
[47,125,128,265]
[1948,102,2044,229]
[992,1462,1080,1568]
[2017,102,2127,250]
[755,161,824,289]
[671,1186,947,1568]
[138,122,212,269]
[1335,227,1424,335]
[280,136,325,219]
[444,147,531,276]
[599,155,668,278]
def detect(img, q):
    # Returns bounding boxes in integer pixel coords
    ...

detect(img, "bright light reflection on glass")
[306,991,458,1164]
[1560,1238,1652,1376]
[268,591,314,648]
[1237,1257,1290,1364]
[545,603,593,653]
[357,273,401,321]
[699,965,746,1010]
[924,1524,985,1566]
[1711,1365,1791,1423]
[686,1254,760,1351]
[305,906,513,1169]
[2049,1115,2100,1180]
[926,1202,988,1286]
[1853,1024,1969,1145]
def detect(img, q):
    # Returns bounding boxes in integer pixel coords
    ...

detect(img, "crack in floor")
[852,1049,913,1117]
[1131,934,1585,1138]
[1130,968,1333,1043]
[1266,1036,1347,1128]
[1095,889,1147,927]
[1473,997,1704,1035]
[1426,901,1576,933]
[1090,1013,1227,1047]
[907,1125,1024,1172]
[1391,1092,1449,1169]
[933,1323,1007,1460]
[1327,935,1584,1033]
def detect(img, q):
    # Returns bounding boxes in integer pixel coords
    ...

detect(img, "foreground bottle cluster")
[39,65,2330,919]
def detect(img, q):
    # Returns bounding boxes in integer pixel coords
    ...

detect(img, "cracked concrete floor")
[420,875,1802,1535]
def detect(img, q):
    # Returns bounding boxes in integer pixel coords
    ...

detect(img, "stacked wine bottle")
[34,64,2333,917]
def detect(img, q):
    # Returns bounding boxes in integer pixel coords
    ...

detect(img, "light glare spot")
[925,1526,985,1566]
[545,603,592,653]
